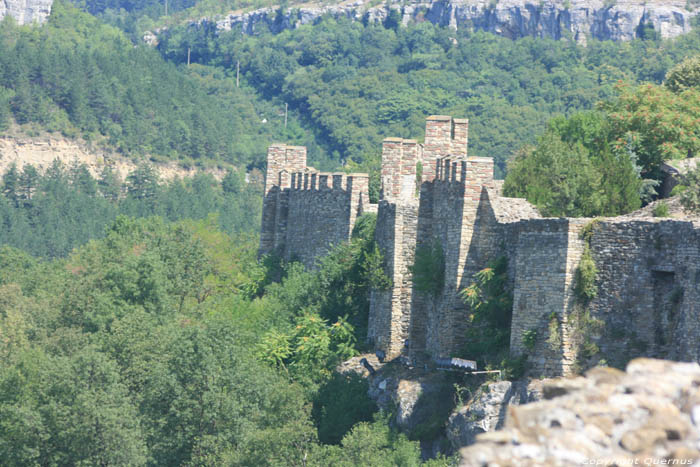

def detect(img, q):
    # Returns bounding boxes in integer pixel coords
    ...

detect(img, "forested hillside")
[0,1,316,169]
[0,160,261,257]
[157,13,700,177]
[0,214,455,465]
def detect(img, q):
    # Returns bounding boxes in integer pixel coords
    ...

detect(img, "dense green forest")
[0,214,456,465]
[0,160,261,257]
[157,12,700,177]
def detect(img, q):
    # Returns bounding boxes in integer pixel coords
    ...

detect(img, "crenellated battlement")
[259,145,374,267]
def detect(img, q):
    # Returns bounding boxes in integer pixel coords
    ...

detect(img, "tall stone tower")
[259,144,307,256]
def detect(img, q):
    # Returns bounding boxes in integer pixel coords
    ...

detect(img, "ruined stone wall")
[585,219,700,368]
[510,217,700,376]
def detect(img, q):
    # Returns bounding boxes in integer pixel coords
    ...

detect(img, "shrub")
[576,220,600,303]
[312,372,378,444]
[652,201,670,217]
[522,330,537,351]
[546,312,561,351]
[575,246,598,302]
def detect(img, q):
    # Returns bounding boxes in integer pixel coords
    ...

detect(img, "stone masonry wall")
[368,200,419,357]
[509,219,570,375]
[586,219,700,368]
[421,156,501,358]
[369,137,422,358]
[510,217,700,376]
[259,144,372,268]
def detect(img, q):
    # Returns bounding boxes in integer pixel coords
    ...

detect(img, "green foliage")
[313,412,453,466]
[575,219,600,303]
[499,355,528,381]
[575,246,598,303]
[0,217,324,466]
[570,306,605,372]
[354,213,392,290]
[0,161,263,258]
[312,372,378,444]
[600,83,700,175]
[459,257,514,374]
[504,113,643,217]
[411,241,445,296]
[460,256,512,329]
[679,164,700,213]
[522,329,537,351]
[505,76,700,217]
[652,201,670,217]
[546,312,562,351]
[580,218,601,243]
[665,55,700,92]
[0,2,315,169]
[364,243,393,290]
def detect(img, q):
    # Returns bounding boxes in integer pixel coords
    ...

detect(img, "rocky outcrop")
[459,359,700,466]
[0,135,226,180]
[0,0,52,25]
[447,379,543,449]
[340,355,454,434]
[170,0,699,44]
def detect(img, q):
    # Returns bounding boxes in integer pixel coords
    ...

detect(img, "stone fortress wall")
[259,143,374,269]
[261,117,700,377]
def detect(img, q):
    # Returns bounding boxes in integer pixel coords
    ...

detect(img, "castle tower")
[369,115,511,360]
[260,144,307,256]
[369,137,422,358]
[259,143,373,268]
[422,116,468,182]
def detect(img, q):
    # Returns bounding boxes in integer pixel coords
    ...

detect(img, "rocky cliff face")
[179,0,699,44]
[0,134,226,180]
[447,379,543,449]
[0,0,52,25]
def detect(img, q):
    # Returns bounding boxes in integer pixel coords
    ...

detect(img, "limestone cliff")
[173,0,699,44]
[0,0,52,25]
[0,134,226,180]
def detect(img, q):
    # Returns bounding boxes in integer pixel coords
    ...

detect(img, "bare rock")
[171,0,699,45]
[447,379,543,449]
[459,359,700,466]
[0,0,53,25]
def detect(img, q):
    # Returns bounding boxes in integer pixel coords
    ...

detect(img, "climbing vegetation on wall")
[458,257,523,377]
[411,240,445,296]
[575,220,601,303]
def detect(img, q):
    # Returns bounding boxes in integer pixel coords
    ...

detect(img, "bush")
[652,201,670,217]
[312,372,378,445]
[680,165,700,213]
[522,330,537,351]
[547,313,561,350]
[575,247,598,302]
